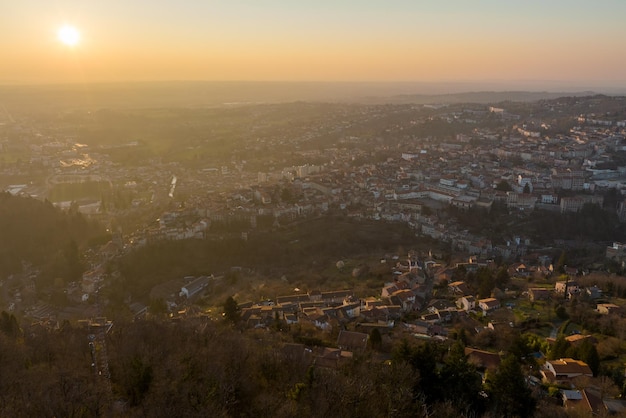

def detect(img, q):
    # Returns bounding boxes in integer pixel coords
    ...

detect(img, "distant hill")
[0,81,612,113]
[367,90,597,105]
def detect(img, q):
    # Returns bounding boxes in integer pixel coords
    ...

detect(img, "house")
[180,276,211,299]
[478,298,500,314]
[321,290,354,304]
[381,282,405,299]
[314,347,352,369]
[428,299,457,313]
[586,286,602,300]
[562,389,623,416]
[514,263,530,276]
[390,289,418,312]
[561,390,598,415]
[457,295,476,312]
[383,305,403,320]
[555,281,579,297]
[302,312,331,331]
[405,321,431,336]
[542,358,593,386]
[465,347,501,371]
[488,321,512,332]
[597,303,620,315]
[545,333,595,348]
[339,302,361,319]
[363,297,384,309]
[276,294,311,305]
[337,330,369,352]
[421,312,441,324]
[284,313,298,324]
[565,334,595,346]
[448,281,471,295]
[528,288,551,302]
[360,305,400,322]
[308,290,322,301]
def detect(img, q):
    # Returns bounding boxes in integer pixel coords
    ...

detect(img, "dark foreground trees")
[0,315,545,417]
[485,354,536,418]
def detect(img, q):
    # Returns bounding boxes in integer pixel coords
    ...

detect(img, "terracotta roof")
[337,330,369,351]
[464,347,501,370]
[549,358,593,376]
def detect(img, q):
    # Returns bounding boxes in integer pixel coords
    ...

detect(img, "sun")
[57,25,81,46]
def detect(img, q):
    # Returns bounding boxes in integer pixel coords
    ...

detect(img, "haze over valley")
[3,1,626,416]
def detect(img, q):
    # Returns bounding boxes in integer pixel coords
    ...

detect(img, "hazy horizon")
[2,1,626,89]
[2,80,623,114]
[1,79,624,94]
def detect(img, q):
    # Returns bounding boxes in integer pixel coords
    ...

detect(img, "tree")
[223,296,241,324]
[0,311,22,338]
[475,267,495,299]
[576,339,600,376]
[439,341,485,415]
[495,180,513,192]
[486,354,536,418]
[555,305,569,321]
[549,335,570,360]
[556,251,567,274]
[125,356,154,406]
[392,339,441,403]
[369,328,382,351]
[149,298,168,316]
[495,266,510,288]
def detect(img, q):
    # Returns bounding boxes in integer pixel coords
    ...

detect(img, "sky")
[2,0,626,90]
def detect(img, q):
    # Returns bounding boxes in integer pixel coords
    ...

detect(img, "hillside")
[0,193,105,280]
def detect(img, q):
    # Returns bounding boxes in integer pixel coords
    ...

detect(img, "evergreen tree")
[549,335,570,360]
[556,251,567,274]
[486,354,536,418]
[392,339,441,402]
[369,328,382,351]
[439,341,484,415]
[223,296,241,324]
[0,311,22,338]
[495,266,510,288]
[496,180,513,191]
[476,267,495,299]
[577,339,600,376]
[149,298,168,316]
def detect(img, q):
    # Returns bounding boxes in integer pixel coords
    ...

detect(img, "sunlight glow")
[57,25,80,46]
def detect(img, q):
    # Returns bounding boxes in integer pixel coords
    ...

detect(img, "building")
[180,276,211,299]
[555,281,579,298]
[606,242,626,264]
[529,288,551,302]
[478,298,500,314]
[542,358,593,386]
[457,295,476,312]
[337,330,369,352]
[597,303,620,315]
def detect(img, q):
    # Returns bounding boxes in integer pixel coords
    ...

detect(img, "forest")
[0,312,571,418]
[0,192,106,282]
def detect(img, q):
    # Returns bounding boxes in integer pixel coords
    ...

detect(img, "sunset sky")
[2,0,626,89]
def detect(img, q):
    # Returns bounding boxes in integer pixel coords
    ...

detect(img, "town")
[2,92,626,416]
